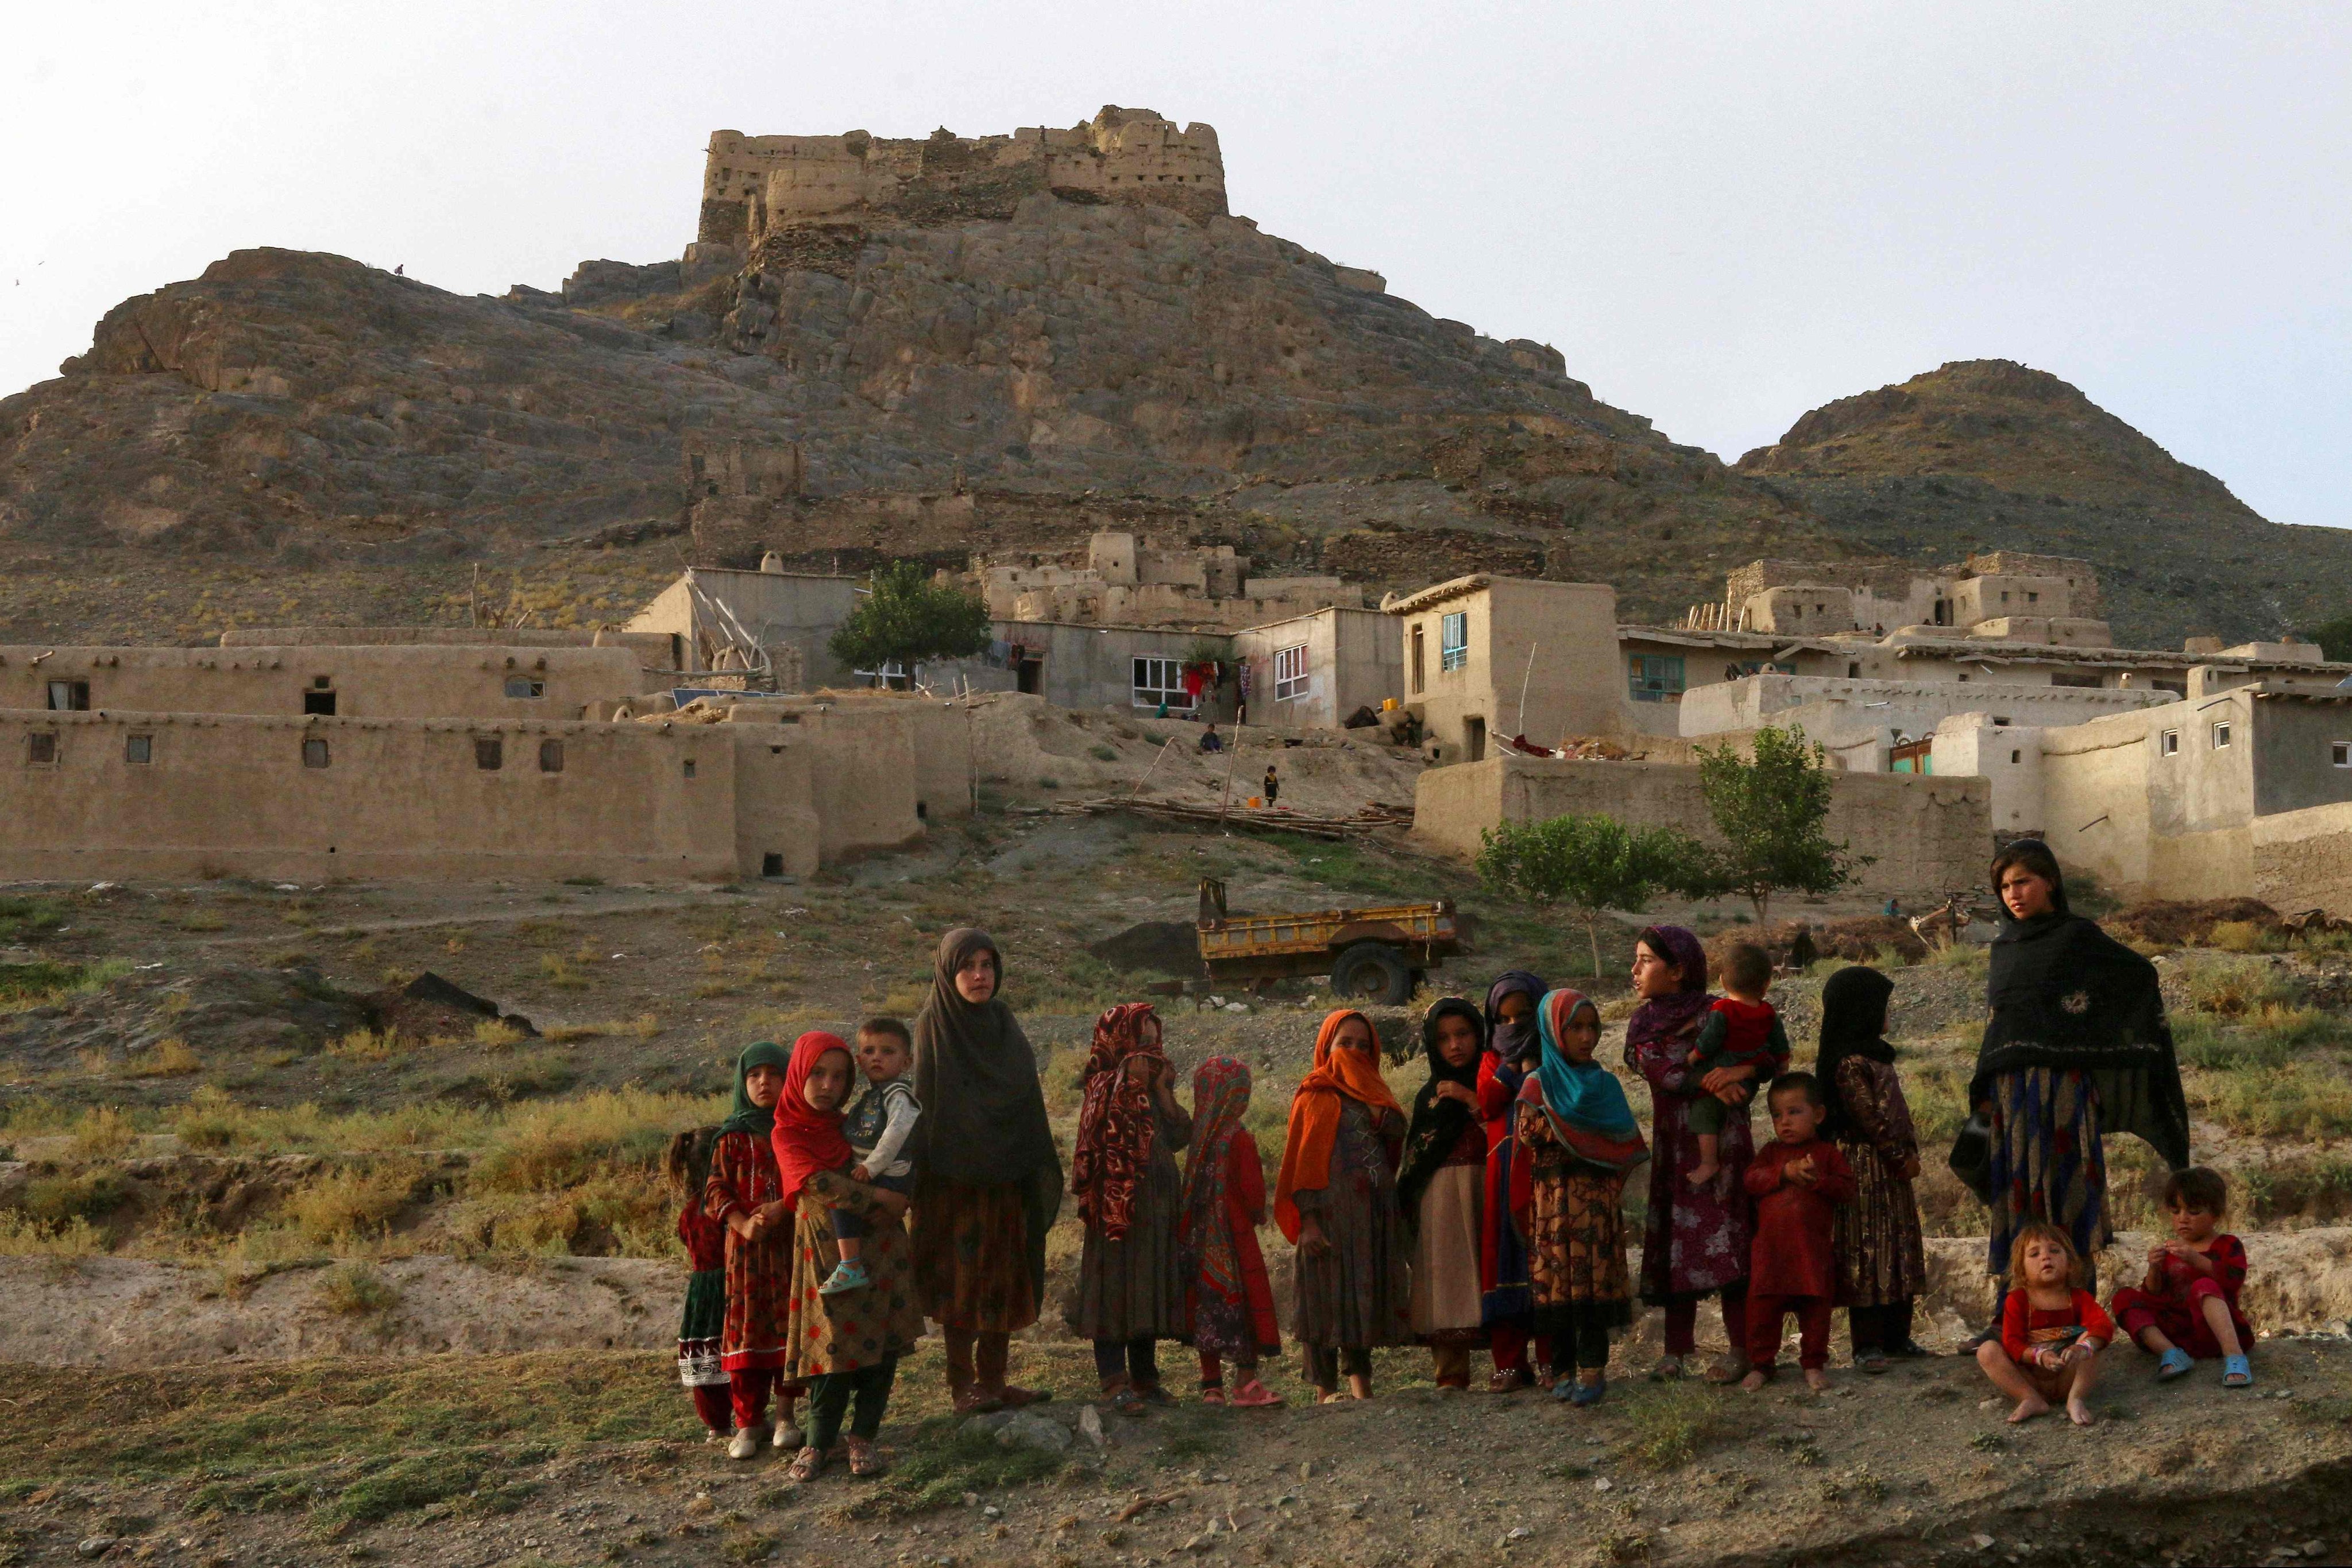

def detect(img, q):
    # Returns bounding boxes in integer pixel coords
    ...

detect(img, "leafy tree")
[827,562,991,681]
[1477,812,1718,978]
[2303,616,2352,662]
[1693,724,1870,925]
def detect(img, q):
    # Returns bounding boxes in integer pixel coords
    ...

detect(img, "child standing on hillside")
[1277,1009,1415,1401]
[665,1125,733,1441]
[1067,1002,1194,1412]
[704,1040,804,1460]
[1815,966,1929,1372]
[2110,1166,2254,1388]
[1740,1072,1855,1392]
[1179,1056,1283,1407]
[1687,944,1790,1187]
[1976,1221,2112,1426]
[820,1018,922,1296]
[1511,988,1646,1406]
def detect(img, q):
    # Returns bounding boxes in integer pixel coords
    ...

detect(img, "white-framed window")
[2161,729,2180,756]
[1440,611,1469,672]
[2212,721,2232,750]
[855,661,910,691]
[1131,656,1194,710]
[1272,643,1310,702]
[2334,741,2351,768]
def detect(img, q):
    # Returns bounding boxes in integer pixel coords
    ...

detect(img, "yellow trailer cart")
[1195,877,1461,1005]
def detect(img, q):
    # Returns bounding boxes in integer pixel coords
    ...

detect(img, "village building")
[1229,607,1401,731]
[1382,576,1627,762]
[978,531,1358,632]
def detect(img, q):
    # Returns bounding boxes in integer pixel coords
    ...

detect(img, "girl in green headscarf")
[704,1040,802,1460]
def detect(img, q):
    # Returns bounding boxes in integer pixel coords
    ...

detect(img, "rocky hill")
[1736,360,2352,647]
[0,203,2339,646]
[0,195,1863,642]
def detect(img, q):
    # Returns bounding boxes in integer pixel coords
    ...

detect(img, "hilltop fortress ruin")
[696,106,1227,247]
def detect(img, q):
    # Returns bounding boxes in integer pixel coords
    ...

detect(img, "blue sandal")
[2222,1354,2253,1389]
[2156,1347,2195,1381]
[1568,1376,1608,1407]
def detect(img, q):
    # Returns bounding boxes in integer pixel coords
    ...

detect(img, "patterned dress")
[1987,1066,2108,1289]
[1291,1099,1416,1351]
[1830,1055,1928,1308]
[782,1172,925,1379]
[913,1177,1036,1333]
[675,1199,731,1415]
[1515,1100,1633,1333]
[1067,1100,1194,1342]
[1628,1025,1786,1303]
[703,1129,791,1373]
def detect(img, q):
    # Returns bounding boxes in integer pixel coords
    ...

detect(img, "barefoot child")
[704,1040,804,1459]
[819,1018,921,1296]
[1975,1222,2111,1425]
[1740,1073,1855,1392]
[1512,988,1646,1406]
[665,1125,732,1440]
[1276,1009,1415,1401]
[1687,944,1790,1187]
[1179,1057,1283,1407]
[2110,1167,2253,1388]
[1398,998,1492,1391]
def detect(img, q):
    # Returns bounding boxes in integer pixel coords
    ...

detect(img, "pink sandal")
[1200,1385,1228,1406]
[1229,1378,1284,1409]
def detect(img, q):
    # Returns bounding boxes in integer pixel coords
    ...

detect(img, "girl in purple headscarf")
[1477,970,1548,1390]
[1625,926,1786,1381]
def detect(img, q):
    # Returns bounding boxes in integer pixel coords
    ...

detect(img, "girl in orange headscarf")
[1275,1009,1416,1400]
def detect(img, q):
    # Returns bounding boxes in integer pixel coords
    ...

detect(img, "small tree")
[1477,812,1718,977]
[827,561,991,683]
[1693,724,1870,925]
[2303,615,2352,662]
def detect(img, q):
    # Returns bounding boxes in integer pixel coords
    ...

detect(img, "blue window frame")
[1627,654,1685,702]
[1439,612,1469,671]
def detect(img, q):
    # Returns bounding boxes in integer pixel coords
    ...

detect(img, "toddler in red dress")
[1975,1221,2111,1426]
[2110,1165,2253,1388]
[1740,1072,1855,1392]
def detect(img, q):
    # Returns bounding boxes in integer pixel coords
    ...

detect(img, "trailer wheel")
[1331,942,1413,1005]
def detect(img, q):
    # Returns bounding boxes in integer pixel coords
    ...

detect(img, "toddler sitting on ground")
[1975,1221,2110,1426]
[2110,1165,2253,1388]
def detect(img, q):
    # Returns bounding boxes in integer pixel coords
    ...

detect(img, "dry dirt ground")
[6,797,2352,1565]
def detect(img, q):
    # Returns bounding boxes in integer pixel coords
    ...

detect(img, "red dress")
[1744,1139,1857,1299]
[1187,1129,1280,1357]
[703,1129,792,1373]
[2002,1288,2117,1364]
[2110,1235,2251,1358]
[1476,1054,1534,1319]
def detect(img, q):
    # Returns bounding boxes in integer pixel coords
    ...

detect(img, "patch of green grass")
[1621,1381,1747,1470]
[0,896,65,943]
[2190,1060,2352,1138]
[0,958,128,1007]
[837,1416,1071,1519]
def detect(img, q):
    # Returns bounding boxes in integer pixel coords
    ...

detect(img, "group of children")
[663,944,2261,1472]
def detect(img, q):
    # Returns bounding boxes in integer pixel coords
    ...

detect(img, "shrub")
[317,1261,401,1317]
[0,1212,105,1257]
[285,1160,424,1242]
[125,1038,202,1077]
[326,1028,407,1063]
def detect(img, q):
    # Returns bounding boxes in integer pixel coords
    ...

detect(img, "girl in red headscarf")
[1275,1009,1416,1400]
[1066,1002,1194,1412]
[771,1030,925,1481]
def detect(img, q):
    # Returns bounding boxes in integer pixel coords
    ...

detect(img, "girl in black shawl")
[1399,998,1490,1388]
[1964,841,2189,1338]
[910,928,1063,1413]
[1815,966,1928,1369]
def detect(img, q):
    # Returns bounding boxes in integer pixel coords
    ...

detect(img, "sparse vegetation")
[316,1261,401,1317]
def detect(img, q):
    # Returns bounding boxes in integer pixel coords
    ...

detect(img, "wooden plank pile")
[1044,797,1414,839]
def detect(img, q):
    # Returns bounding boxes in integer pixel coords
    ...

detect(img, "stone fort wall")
[698,106,1225,245]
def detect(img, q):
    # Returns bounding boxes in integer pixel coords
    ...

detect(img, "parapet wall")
[0,644,660,720]
[698,106,1225,244]
[1411,754,1991,895]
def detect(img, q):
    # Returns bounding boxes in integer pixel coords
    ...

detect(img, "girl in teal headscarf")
[704,1040,801,1459]
[1512,988,1646,1406]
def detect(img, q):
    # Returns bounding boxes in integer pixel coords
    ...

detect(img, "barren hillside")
[1737,360,2352,647]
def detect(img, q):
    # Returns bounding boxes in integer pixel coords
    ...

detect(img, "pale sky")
[3,1,2346,525]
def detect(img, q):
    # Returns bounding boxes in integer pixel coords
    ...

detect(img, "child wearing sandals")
[2110,1165,2254,1389]
[665,1125,733,1441]
[1975,1221,2111,1426]
[1179,1057,1284,1408]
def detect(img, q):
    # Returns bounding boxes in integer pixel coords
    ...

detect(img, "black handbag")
[1947,1111,1994,1203]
